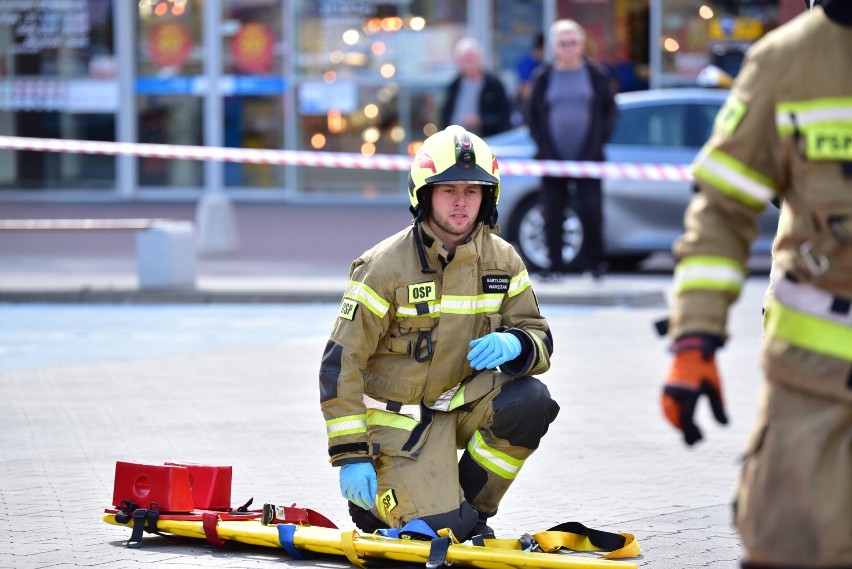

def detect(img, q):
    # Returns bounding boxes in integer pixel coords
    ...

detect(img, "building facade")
[0,0,800,201]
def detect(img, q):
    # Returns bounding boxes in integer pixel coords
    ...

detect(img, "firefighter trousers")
[367,374,559,539]
[736,381,852,567]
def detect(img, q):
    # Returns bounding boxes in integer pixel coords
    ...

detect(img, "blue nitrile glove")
[467,332,522,370]
[339,462,377,511]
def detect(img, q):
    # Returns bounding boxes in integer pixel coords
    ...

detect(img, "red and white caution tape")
[0,135,693,182]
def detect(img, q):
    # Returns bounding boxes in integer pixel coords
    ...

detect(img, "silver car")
[488,88,780,272]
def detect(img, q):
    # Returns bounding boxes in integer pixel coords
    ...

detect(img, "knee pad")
[491,376,560,449]
[418,501,478,540]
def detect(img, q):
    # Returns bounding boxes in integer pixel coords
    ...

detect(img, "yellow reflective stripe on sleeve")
[693,149,777,209]
[326,415,367,438]
[528,333,549,374]
[344,280,390,318]
[508,270,531,297]
[765,299,852,361]
[365,409,418,431]
[673,256,745,294]
[467,430,524,480]
[441,294,504,314]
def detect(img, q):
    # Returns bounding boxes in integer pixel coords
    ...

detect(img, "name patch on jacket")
[482,274,510,293]
[338,298,358,320]
[408,281,436,303]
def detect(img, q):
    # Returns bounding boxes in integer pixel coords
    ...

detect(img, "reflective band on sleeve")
[693,149,777,209]
[362,394,421,422]
[467,430,524,480]
[673,256,745,294]
[528,334,549,374]
[326,415,367,438]
[344,280,390,318]
[765,299,852,361]
[366,409,418,431]
[508,270,531,297]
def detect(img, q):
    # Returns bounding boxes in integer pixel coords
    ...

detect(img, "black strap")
[127,506,161,548]
[425,536,451,569]
[546,521,626,552]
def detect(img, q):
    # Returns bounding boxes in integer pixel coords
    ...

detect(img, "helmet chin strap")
[411,198,437,274]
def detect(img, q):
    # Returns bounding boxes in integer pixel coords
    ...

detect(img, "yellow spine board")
[103,514,637,569]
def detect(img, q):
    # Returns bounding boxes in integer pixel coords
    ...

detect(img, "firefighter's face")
[428,183,483,240]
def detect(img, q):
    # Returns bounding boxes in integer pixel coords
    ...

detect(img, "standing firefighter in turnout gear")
[319,125,559,541]
[660,1,852,567]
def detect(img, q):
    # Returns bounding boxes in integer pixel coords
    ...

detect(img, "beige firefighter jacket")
[669,8,852,401]
[320,221,552,466]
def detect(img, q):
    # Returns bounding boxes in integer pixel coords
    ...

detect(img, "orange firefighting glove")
[662,334,728,446]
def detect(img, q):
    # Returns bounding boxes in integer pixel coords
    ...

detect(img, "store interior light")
[371,41,387,56]
[311,133,327,149]
[390,126,405,143]
[323,70,337,83]
[141,0,187,17]
[361,142,376,156]
[699,5,714,19]
[408,17,426,31]
[364,104,379,119]
[663,37,680,52]
[362,127,380,143]
[380,63,396,78]
[342,29,360,45]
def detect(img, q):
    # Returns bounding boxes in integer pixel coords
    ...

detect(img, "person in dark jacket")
[527,19,618,278]
[440,37,513,137]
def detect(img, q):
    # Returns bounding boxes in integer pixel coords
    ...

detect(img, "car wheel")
[505,195,585,273]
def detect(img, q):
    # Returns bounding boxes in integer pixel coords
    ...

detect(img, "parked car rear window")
[610,102,722,149]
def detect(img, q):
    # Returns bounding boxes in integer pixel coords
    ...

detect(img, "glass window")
[137,0,203,76]
[136,1,204,188]
[221,0,285,188]
[659,0,779,85]
[138,95,203,186]
[610,104,689,147]
[292,0,467,196]
[294,1,464,81]
[0,0,115,191]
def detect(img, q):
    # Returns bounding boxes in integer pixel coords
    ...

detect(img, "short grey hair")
[549,19,586,47]
[453,37,482,60]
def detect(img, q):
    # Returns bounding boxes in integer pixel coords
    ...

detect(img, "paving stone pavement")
[0,278,771,569]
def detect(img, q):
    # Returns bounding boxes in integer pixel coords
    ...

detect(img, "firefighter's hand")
[339,462,377,511]
[468,332,522,370]
[662,334,728,446]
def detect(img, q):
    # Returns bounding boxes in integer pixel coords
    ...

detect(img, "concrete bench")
[0,218,196,289]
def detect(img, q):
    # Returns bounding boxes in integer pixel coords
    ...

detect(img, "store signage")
[135,76,286,95]
[232,22,275,73]
[0,0,91,54]
[0,79,118,112]
[148,21,193,68]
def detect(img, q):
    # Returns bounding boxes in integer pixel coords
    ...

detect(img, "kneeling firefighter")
[319,125,560,541]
